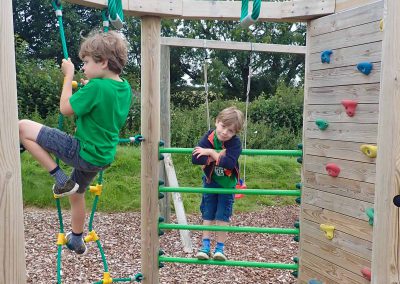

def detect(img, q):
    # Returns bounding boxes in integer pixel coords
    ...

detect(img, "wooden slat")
[305,121,378,143]
[335,0,382,13]
[301,219,372,260]
[303,187,374,221]
[309,41,382,71]
[301,203,373,241]
[310,1,383,36]
[304,155,376,183]
[306,104,379,124]
[308,63,381,88]
[160,37,306,54]
[300,251,370,283]
[304,171,375,203]
[304,138,377,163]
[309,21,382,53]
[307,84,380,105]
[299,265,338,284]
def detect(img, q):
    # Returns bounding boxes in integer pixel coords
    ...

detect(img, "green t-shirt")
[211,134,237,188]
[69,78,132,166]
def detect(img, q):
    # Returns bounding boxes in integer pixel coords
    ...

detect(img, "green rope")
[51,0,69,59]
[240,0,262,28]
[107,0,124,29]
[102,10,110,32]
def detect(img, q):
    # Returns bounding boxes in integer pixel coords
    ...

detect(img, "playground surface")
[24,205,299,284]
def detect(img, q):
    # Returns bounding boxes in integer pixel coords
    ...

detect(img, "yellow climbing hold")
[56,233,67,245]
[380,19,384,31]
[84,230,100,243]
[320,224,335,240]
[360,144,377,158]
[89,184,103,196]
[102,272,113,284]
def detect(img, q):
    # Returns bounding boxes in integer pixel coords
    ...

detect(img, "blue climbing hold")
[308,280,323,284]
[321,50,333,63]
[357,62,373,75]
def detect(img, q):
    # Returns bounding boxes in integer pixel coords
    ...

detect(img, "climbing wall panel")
[299,1,383,283]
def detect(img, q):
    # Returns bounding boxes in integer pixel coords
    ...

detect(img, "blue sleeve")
[192,131,213,165]
[216,136,242,169]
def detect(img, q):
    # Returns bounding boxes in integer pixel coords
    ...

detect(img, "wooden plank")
[304,121,378,143]
[308,63,381,88]
[307,83,380,105]
[301,203,373,241]
[306,104,379,124]
[372,0,400,282]
[304,138,377,164]
[309,41,382,71]
[302,187,374,221]
[299,265,339,284]
[141,16,161,284]
[309,21,382,54]
[160,37,307,54]
[300,251,371,283]
[310,1,383,36]
[304,155,376,183]
[302,234,370,276]
[0,0,27,282]
[336,0,382,13]
[304,171,375,203]
[302,219,372,260]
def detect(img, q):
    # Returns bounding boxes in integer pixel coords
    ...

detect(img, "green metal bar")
[159,186,301,196]
[159,223,299,235]
[159,256,298,269]
[159,147,302,157]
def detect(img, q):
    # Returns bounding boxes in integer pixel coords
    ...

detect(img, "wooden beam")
[161,37,306,54]
[65,0,335,21]
[0,0,27,283]
[140,16,161,284]
[372,0,400,282]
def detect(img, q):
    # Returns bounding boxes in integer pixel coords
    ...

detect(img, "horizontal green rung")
[159,256,298,269]
[159,223,299,234]
[159,186,301,196]
[159,147,302,157]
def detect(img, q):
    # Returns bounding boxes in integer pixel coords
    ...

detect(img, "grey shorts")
[36,126,109,193]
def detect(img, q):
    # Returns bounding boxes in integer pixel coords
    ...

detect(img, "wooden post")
[141,16,161,284]
[159,45,171,223]
[372,0,400,282]
[0,1,27,283]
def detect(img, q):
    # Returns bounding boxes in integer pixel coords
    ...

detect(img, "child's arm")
[60,58,75,116]
[215,136,242,169]
[192,131,214,165]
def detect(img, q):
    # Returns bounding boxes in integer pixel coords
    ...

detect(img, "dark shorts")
[36,126,109,193]
[200,176,234,222]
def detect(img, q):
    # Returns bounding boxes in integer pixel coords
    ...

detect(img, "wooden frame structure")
[1,0,399,283]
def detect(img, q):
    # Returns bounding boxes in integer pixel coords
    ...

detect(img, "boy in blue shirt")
[19,30,132,254]
[192,106,244,261]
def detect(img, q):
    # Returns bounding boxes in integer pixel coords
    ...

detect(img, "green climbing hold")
[315,119,329,130]
[366,207,374,226]
[295,197,301,204]
[293,235,299,242]
[294,221,300,229]
[295,183,302,189]
[158,192,165,199]
[158,216,165,223]
[293,256,299,264]
[297,157,303,164]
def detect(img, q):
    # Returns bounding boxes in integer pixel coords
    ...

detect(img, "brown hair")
[79,30,128,75]
[216,106,245,133]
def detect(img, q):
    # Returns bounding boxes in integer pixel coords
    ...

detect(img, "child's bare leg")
[202,220,215,239]
[215,220,229,243]
[69,193,86,234]
[19,119,57,170]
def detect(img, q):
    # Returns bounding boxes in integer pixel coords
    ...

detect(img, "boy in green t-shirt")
[19,30,132,254]
[192,107,244,261]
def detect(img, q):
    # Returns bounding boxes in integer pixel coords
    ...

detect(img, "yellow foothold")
[84,230,99,243]
[72,81,78,89]
[103,272,112,284]
[57,233,67,245]
[320,224,335,240]
[89,184,103,196]
[379,19,384,31]
[360,144,377,158]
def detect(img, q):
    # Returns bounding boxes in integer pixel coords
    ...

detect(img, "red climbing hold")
[341,100,358,117]
[361,267,371,281]
[326,163,340,177]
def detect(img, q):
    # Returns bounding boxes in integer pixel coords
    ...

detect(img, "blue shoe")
[213,249,227,261]
[66,232,87,255]
[52,179,79,198]
[196,249,211,260]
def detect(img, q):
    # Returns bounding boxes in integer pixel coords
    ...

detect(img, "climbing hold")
[89,184,103,196]
[308,280,323,284]
[315,119,329,130]
[293,235,299,242]
[295,182,302,189]
[159,140,165,147]
[159,180,165,186]
[393,195,400,207]
[159,154,165,161]
[297,157,303,164]
[292,256,299,263]
[357,62,373,75]
[159,249,165,256]
[56,233,67,246]
[159,262,165,269]
[320,224,335,240]
[360,144,377,158]
[341,100,358,117]
[158,192,165,199]
[294,221,300,229]
[379,19,384,31]
[134,273,144,282]
[297,143,303,150]
[102,272,113,284]
[84,230,99,243]
[321,50,333,64]
[291,271,298,278]
[158,216,165,223]
[366,208,374,226]
[295,197,301,204]
[361,267,371,281]
[235,178,247,199]
[326,163,340,177]
[158,229,165,236]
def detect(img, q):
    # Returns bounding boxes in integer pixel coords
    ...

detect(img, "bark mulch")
[24,205,299,284]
